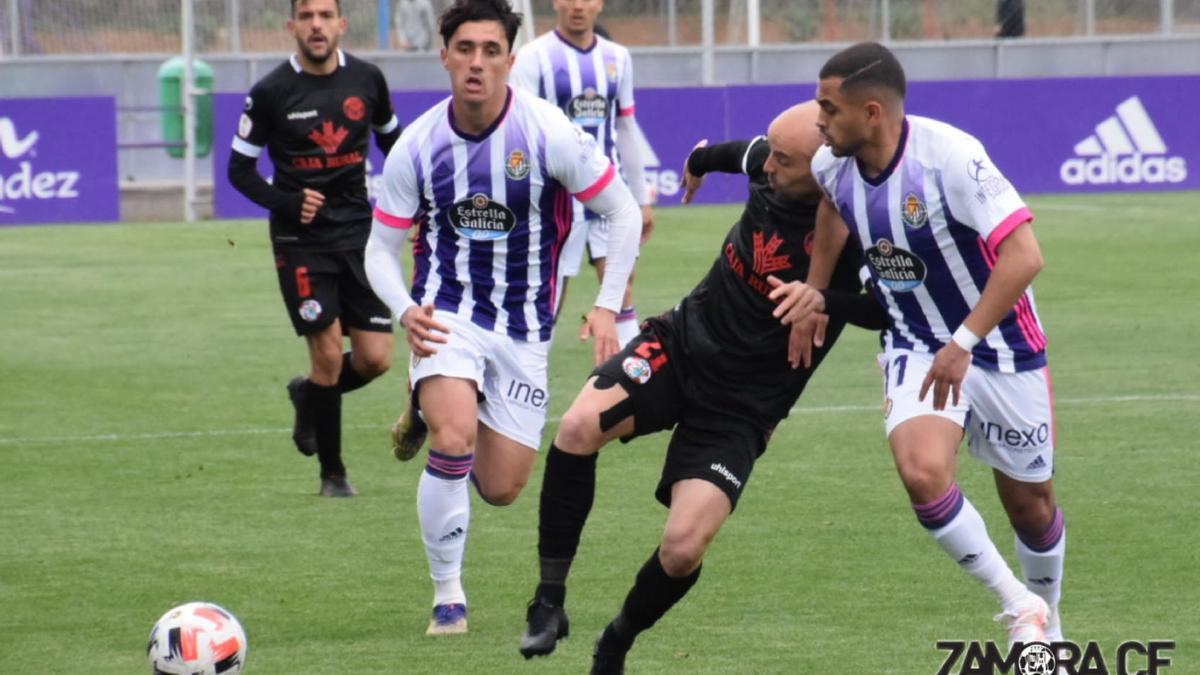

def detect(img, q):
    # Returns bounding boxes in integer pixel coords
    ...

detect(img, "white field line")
[1,394,1196,446]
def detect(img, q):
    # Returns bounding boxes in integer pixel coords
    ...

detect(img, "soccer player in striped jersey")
[363,0,641,636]
[785,42,1066,648]
[511,0,654,347]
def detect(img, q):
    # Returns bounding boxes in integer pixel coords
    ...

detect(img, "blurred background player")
[798,41,1066,647]
[511,0,654,345]
[517,102,881,671]
[364,0,641,636]
[394,0,438,51]
[227,0,401,497]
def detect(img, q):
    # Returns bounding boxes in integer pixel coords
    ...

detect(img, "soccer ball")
[146,601,248,675]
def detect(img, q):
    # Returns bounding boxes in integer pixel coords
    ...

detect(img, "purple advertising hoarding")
[633,75,1199,203]
[213,75,1197,217]
[0,97,119,225]
[904,77,1196,194]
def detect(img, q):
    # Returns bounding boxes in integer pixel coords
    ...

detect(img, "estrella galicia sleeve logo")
[449,193,517,240]
[865,238,926,292]
[567,88,609,128]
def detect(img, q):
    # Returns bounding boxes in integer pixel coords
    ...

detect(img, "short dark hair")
[291,0,341,15]
[819,42,906,100]
[439,0,523,51]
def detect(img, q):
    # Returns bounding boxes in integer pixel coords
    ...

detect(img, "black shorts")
[274,248,393,336]
[592,325,768,511]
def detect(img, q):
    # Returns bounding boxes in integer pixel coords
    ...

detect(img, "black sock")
[336,352,371,394]
[613,547,702,640]
[308,382,344,477]
[535,444,598,604]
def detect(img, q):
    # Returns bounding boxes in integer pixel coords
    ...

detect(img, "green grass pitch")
[0,192,1196,673]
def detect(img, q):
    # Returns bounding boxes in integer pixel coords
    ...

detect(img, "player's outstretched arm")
[580,176,641,365]
[681,138,759,205]
[615,115,654,242]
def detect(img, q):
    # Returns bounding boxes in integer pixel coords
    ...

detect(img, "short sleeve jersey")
[233,50,399,250]
[812,115,1047,372]
[512,31,635,222]
[373,87,615,343]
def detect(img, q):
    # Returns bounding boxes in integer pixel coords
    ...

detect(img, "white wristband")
[951,324,982,351]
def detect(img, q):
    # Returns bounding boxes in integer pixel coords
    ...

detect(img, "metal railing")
[1,0,1196,57]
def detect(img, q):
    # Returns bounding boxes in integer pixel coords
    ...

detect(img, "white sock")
[1015,527,1066,638]
[418,451,472,607]
[616,306,639,348]
[928,495,1028,611]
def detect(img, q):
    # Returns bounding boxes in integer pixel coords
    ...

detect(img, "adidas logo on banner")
[1060,96,1187,185]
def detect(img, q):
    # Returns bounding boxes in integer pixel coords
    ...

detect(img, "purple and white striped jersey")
[373,87,616,343]
[512,31,635,220]
[812,115,1047,373]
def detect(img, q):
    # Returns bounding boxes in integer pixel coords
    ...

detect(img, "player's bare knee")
[358,352,391,379]
[555,404,605,455]
[896,462,952,504]
[659,532,706,577]
[478,480,524,506]
[1005,488,1056,534]
[427,427,475,456]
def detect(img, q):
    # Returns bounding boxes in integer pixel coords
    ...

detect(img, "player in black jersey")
[517,101,888,671]
[227,0,401,497]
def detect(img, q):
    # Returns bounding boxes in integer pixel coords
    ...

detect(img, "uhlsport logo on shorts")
[1060,96,1187,186]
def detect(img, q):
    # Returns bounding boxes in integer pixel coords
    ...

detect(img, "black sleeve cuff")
[686,139,753,177]
[819,287,890,331]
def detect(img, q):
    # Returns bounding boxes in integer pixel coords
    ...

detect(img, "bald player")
[517,101,885,672]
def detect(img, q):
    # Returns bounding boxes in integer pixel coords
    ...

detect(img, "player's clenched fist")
[299,188,325,224]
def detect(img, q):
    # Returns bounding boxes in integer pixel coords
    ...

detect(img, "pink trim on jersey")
[1017,295,1047,350]
[373,207,413,229]
[574,162,616,202]
[547,187,574,314]
[975,238,1047,352]
[618,105,636,117]
[985,206,1034,256]
[1044,364,1057,448]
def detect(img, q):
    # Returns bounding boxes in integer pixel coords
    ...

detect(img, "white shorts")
[559,217,610,277]
[410,311,551,450]
[877,349,1055,482]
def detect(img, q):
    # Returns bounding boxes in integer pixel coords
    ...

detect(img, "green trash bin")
[158,56,214,159]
